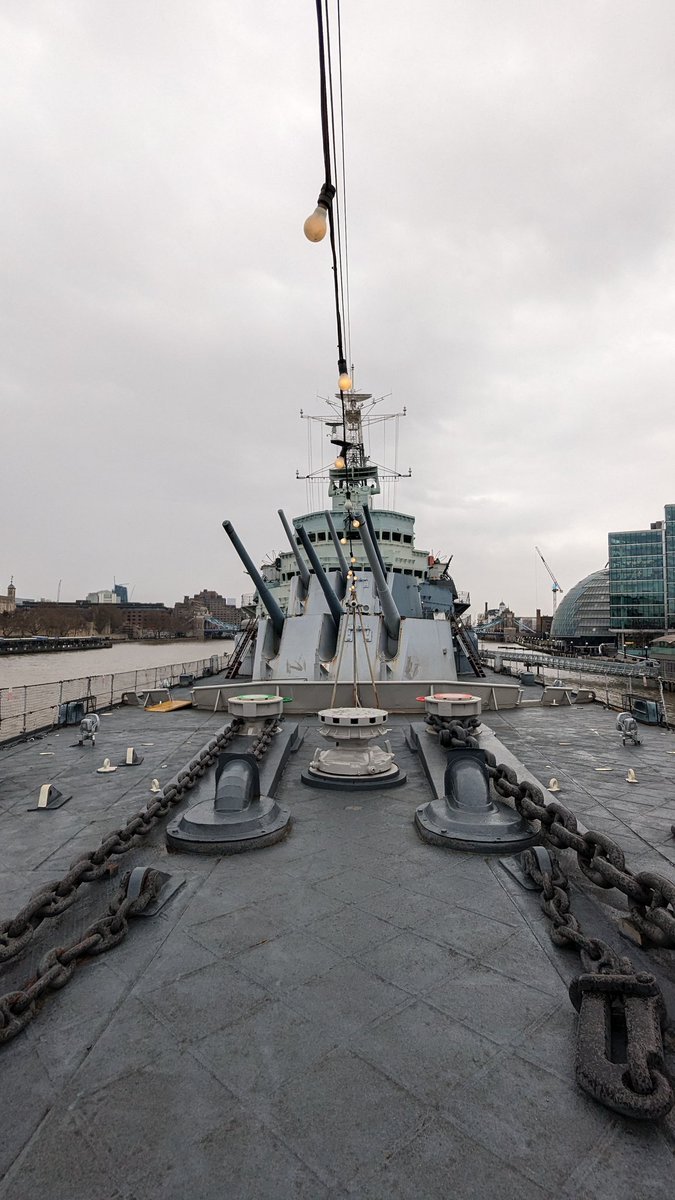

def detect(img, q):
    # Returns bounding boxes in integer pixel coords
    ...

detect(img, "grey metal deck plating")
[0,692,674,1198]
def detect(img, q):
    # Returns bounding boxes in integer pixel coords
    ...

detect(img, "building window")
[392,532,401,542]
[381,531,390,540]
[403,534,412,544]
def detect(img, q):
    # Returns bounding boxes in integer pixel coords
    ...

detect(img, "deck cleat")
[415,747,537,852]
[166,752,291,854]
[301,707,406,790]
[28,783,72,811]
[118,747,144,766]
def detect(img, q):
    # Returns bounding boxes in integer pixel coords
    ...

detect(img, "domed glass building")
[550,568,614,649]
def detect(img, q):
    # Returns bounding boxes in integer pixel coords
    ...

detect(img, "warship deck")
[0,684,674,1198]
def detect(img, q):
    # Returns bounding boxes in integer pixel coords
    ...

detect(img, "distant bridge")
[203,616,240,638]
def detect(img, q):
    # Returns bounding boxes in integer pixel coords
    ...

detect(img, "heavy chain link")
[432,717,675,948]
[0,718,244,965]
[521,847,634,974]
[250,717,281,761]
[0,868,161,1045]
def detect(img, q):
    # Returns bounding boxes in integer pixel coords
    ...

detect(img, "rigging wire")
[312,0,349,385]
[324,1,347,369]
[336,0,352,371]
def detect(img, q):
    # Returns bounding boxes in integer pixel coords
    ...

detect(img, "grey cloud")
[2,0,674,616]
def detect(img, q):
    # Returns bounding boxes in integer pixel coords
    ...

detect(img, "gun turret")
[324,510,349,581]
[222,520,285,639]
[278,509,310,592]
[358,511,401,648]
[361,504,387,577]
[297,526,343,635]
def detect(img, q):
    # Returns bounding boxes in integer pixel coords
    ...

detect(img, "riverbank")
[0,643,234,742]
[0,636,113,656]
[0,639,234,689]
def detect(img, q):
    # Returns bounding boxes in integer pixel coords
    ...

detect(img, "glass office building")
[666,505,675,627]
[550,569,612,647]
[608,503,675,633]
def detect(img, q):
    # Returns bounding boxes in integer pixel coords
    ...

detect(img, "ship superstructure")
[261,390,467,621]
[224,387,473,683]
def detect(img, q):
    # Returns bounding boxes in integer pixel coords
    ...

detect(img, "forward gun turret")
[222,520,285,638]
[358,510,401,650]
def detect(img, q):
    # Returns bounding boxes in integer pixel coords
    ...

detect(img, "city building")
[86,590,120,604]
[186,590,241,625]
[113,584,129,604]
[173,590,242,637]
[550,568,614,651]
[0,579,16,615]
[608,504,675,638]
[120,602,173,636]
[519,611,554,638]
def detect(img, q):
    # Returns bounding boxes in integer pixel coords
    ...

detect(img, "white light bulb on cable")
[338,372,352,391]
[303,205,328,242]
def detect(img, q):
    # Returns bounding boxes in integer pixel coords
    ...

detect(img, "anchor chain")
[432,718,675,948]
[0,718,244,965]
[520,847,673,1119]
[250,717,281,761]
[0,868,162,1045]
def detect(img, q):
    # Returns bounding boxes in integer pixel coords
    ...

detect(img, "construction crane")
[535,545,563,613]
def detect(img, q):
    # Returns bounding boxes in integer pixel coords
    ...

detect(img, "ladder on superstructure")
[451,614,486,678]
[223,618,256,679]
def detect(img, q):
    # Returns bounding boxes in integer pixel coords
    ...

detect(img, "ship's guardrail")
[0,653,229,744]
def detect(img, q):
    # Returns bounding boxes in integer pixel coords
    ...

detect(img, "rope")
[357,603,381,707]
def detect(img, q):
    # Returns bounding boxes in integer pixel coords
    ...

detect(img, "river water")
[0,639,234,688]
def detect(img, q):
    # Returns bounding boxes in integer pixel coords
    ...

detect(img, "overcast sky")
[3,0,675,616]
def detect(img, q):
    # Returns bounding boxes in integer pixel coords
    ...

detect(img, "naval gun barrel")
[324,510,349,581]
[222,520,285,638]
[358,511,401,645]
[297,525,343,634]
[278,509,310,592]
[361,504,387,577]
